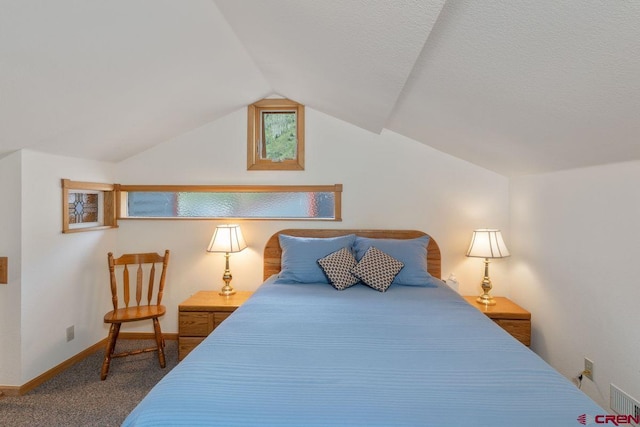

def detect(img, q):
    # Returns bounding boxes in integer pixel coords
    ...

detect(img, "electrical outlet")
[584,357,594,381]
[66,325,75,342]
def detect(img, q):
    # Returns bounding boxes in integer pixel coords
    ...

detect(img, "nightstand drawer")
[493,319,531,346]
[214,312,231,326]
[463,296,532,347]
[178,337,206,360]
[179,312,214,336]
[178,291,254,361]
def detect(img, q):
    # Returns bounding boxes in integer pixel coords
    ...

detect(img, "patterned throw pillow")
[317,247,360,290]
[351,247,404,292]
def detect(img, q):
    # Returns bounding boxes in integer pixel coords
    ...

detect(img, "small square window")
[61,179,117,233]
[247,99,304,170]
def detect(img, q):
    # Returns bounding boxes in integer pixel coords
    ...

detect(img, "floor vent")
[610,384,640,426]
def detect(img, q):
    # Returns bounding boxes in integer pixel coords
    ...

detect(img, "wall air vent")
[610,384,640,426]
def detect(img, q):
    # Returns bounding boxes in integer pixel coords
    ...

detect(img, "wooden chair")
[101,250,170,380]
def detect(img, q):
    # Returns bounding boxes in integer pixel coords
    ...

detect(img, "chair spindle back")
[107,250,170,311]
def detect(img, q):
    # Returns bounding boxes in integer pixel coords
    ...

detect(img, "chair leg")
[101,323,121,380]
[111,323,121,355]
[152,317,166,369]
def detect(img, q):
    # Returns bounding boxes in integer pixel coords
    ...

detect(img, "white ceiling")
[0,0,270,162]
[1,0,639,176]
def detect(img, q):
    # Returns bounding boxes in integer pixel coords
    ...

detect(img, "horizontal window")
[117,184,342,221]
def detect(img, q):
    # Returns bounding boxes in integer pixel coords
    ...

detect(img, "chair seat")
[104,305,166,323]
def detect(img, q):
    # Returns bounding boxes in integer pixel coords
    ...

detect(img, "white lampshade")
[207,224,247,254]
[466,229,510,259]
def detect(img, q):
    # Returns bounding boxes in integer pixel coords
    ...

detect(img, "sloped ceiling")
[214,0,446,134]
[1,0,639,176]
[387,0,640,176]
[0,0,270,161]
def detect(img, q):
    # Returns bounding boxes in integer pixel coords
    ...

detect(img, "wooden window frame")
[61,179,117,233]
[247,99,305,171]
[116,184,342,221]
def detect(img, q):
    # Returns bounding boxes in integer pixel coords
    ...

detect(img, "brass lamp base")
[476,257,496,305]
[219,285,236,297]
[476,293,496,306]
[219,276,236,295]
[218,252,236,296]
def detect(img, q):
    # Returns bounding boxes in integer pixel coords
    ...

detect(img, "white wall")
[19,150,115,382]
[0,151,23,384]
[115,107,511,333]
[510,160,640,411]
[0,107,509,387]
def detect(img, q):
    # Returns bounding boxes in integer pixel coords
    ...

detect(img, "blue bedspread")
[123,278,603,426]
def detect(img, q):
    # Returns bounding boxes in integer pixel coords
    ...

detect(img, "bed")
[123,229,603,426]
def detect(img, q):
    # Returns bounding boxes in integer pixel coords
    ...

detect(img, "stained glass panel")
[61,179,116,233]
[68,192,99,224]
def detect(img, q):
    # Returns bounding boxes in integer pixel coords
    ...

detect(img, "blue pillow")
[276,234,357,284]
[352,235,437,286]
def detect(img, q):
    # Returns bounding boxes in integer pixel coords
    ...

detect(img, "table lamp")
[207,224,247,296]
[466,229,510,305]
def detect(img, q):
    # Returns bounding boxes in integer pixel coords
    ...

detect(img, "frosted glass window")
[119,185,342,221]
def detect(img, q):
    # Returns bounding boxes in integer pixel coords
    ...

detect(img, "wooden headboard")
[263,229,441,281]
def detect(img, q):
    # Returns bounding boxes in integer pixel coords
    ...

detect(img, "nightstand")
[463,296,531,346]
[178,290,253,360]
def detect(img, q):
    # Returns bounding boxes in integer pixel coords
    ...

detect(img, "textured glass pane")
[127,192,177,217]
[126,191,335,219]
[261,111,296,161]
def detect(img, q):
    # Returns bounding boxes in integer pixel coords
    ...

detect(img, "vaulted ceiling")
[2,0,639,177]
